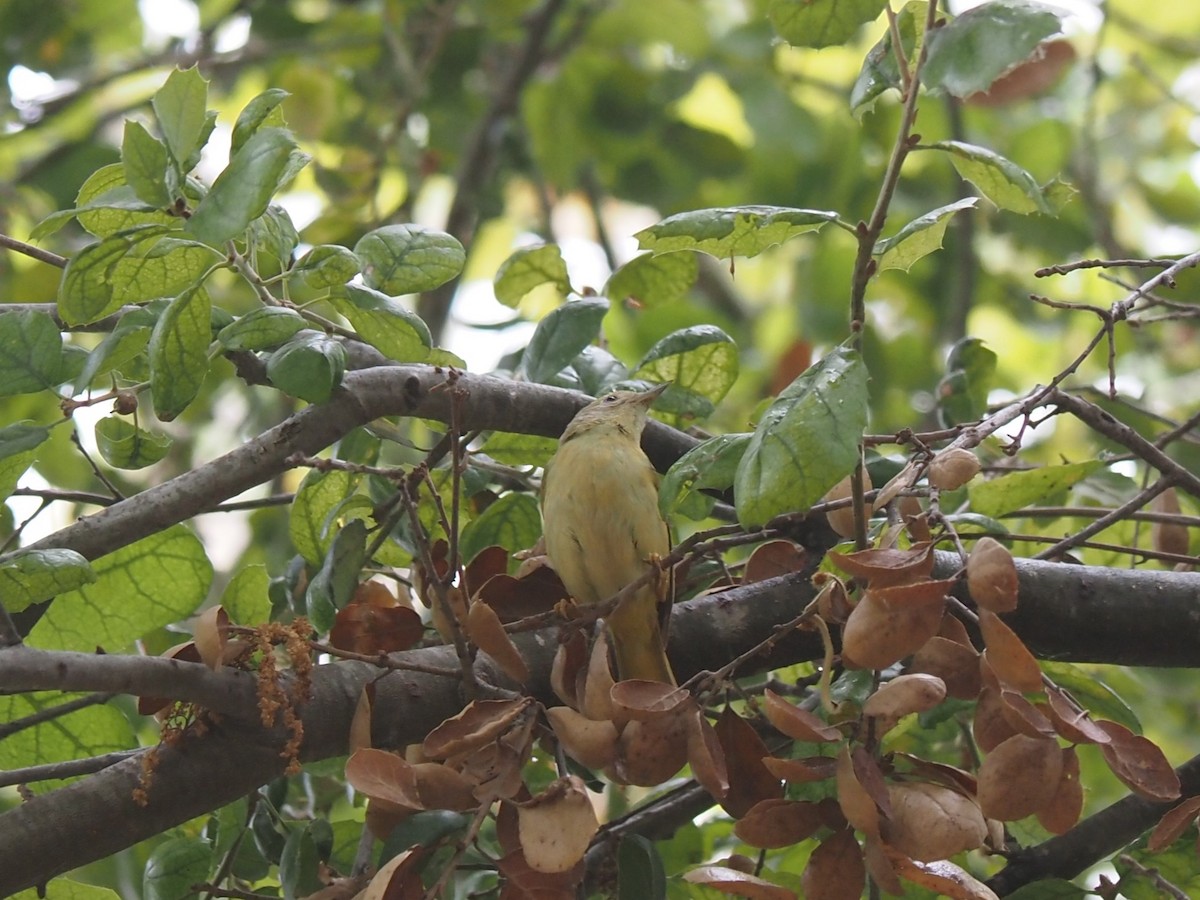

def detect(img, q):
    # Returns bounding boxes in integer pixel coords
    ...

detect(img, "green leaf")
[850,1,925,116]
[151,66,211,170]
[936,336,997,427]
[74,307,156,390]
[292,244,361,289]
[660,432,751,520]
[58,236,133,325]
[494,244,572,308]
[459,493,541,566]
[329,284,432,363]
[109,237,219,308]
[248,204,300,264]
[0,311,66,394]
[0,549,96,614]
[1040,661,1141,734]
[570,345,629,396]
[122,120,172,207]
[930,140,1053,214]
[149,286,212,421]
[267,333,347,404]
[967,461,1106,519]
[11,877,122,899]
[354,225,466,296]
[479,431,559,469]
[875,198,978,272]
[186,127,302,246]
[232,88,290,155]
[221,565,271,626]
[279,821,328,900]
[217,307,308,351]
[924,0,1062,99]
[306,519,367,633]
[734,347,869,528]
[519,296,610,384]
[290,469,358,567]
[143,835,213,900]
[636,205,839,259]
[0,423,49,504]
[95,416,173,469]
[618,834,667,900]
[71,164,176,238]
[28,524,213,652]
[633,325,738,424]
[768,0,888,49]
[605,251,698,307]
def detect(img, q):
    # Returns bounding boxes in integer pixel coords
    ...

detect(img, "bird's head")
[561,383,668,441]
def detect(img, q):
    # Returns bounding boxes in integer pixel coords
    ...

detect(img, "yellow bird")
[541,384,675,685]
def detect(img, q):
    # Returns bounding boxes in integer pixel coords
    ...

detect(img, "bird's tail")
[607,587,675,685]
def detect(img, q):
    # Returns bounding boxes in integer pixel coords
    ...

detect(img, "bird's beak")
[636,383,670,407]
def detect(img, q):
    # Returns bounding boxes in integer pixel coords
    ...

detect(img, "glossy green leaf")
[520,295,610,384]
[143,836,213,900]
[479,431,559,469]
[232,88,290,154]
[0,549,96,614]
[768,0,887,49]
[924,0,1062,99]
[329,284,432,363]
[850,1,925,116]
[967,461,1106,518]
[151,66,211,170]
[248,204,300,264]
[11,877,122,899]
[267,333,347,404]
[735,347,869,527]
[459,492,541,565]
[292,244,360,289]
[149,286,211,421]
[186,127,302,246]
[70,164,175,238]
[354,224,465,295]
[937,336,997,427]
[570,345,629,396]
[306,519,367,633]
[278,821,329,900]
[1040,661,1141,735]
[110,237,218,307]
[221,564,271,626]
[660,432,750,520]
[0,422,49,504]
[633,325,738,423]
[94,416,173,469]
[121,120,172,207]
[618,834,666,900]
[930,140,1052,214]
[74,308,156,390]
[636,205,840,259]
[605,251,698,307]
[875,198,978,272]
[290,469,358,567]
[494,244,571,308]
[58,236,133,325]
[217,306,307,351]
[0,311,66,394]
[28,524,213,652]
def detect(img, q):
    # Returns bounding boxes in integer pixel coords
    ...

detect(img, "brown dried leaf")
[814,574,854,624]
[330,599,424,655]
[359,846,425,900]
[714,706,784,818]
[978,609,1042,693]
[495,848,584,898]
[463,545,510,596]
[909,637,982,700]
[893,754,978,797]
[423,698,533,760]
[977,734,1062,821]
[973,684,1019,753]
[1152,488,1190,558]
[610,680,691,720]
[476,566,570,622]
[138,641,202,716]
[967,538,1019,613]
[413,762,479,812]
[345,748,423,810]
[743,540,808,584]
[883,782,988,862]
[545,706,619,770]
[466,598,529,684]
[998,688,1056,739]
[864,674,947,720]
[734,799,825,849]
[1045,684,1112,745]
[349,685,374,755]
[193,605,230,670]
[687,707,729,801]
[762,755,837,784]
[1097,720,1182,802]
[763,689,842,742]
[824,475,859,540]
[928,448,982,491]
[1036,746,1082,835]
[836,745,882,838]
[550,630,588,710]
[683,866,798,900]
[827,543,935,588]
[862,836,903,896]
[611,708,690,786]
[430,585,468,643]
[801,828,864,900]
[966,38,1076,107]
[897,495,931,543]
[1149,794,1200,852]
[842,589,945,670]
[516,776,598,874]
[883,849,1000,900]
[580,628,617,722]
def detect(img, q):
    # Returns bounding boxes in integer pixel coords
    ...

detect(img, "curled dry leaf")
[897,494,931,543]
[463,545,509,595]
[610,679,691,720]
[359,847,425,900]
[864,674,947,720]
[1097,720,1182,802]
[687,707,730,800]
[1045,683,1112,745]
[827,543,935,588]
[762,755,838,784]
[883,782,988,862]
[909,637,982,700]
[862,836,903,896]
[927,448,982,491]
[801,828,865,900]
[423,697,533,760]
[412,762,479,811]
[842,586,945,670]
[349,685,373,755]
[997,687,1056,739]
[476,566,570,622]
[743,539,808,583]
[966,38,1076,107]
[978,609,1043,693]
[763,689,842,742]
[545,706,619,770]
[734,799,825,849]
[814,574,854,623]
[836,746,882,838]
[611,706,691,786]
[1149,794,1200,852]
[516,776,599,874]
[683,866,798,900]
[973,685,1019,754]
[967,538,1019,613]
[138,641,202,716]
[495,847,584,898]
[1152,488,1190,559]
[824,474,860,539]
[1036,746,1083,835]
[193,605,231,670]
[551,630,588,709]
[430,585,469,644]
[330,581,424,655]
[882,848,1000,900]
[581,628,618,722]
[893,754,978,797]
[465,598,529,684]
[714,706,784,818]
[977,734,1063,821]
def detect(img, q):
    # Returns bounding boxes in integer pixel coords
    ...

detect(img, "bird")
[540,384,675,685]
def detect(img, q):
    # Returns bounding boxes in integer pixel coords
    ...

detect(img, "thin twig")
[0,233,67,268]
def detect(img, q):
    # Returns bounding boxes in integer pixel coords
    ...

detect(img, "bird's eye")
[603,394,619,403]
